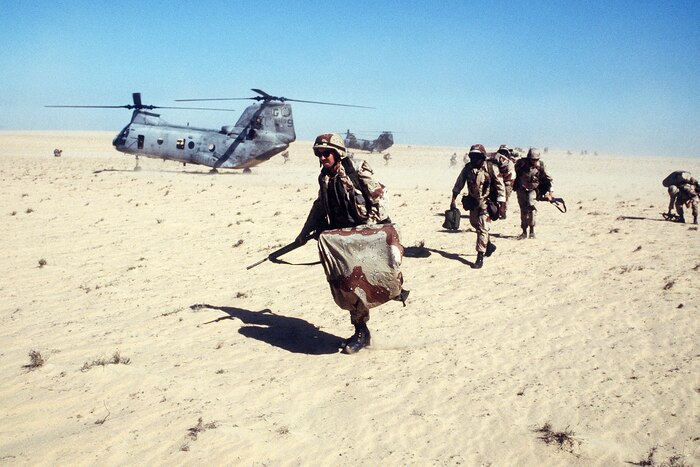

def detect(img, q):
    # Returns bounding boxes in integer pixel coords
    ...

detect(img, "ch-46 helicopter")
[46,89,371,173]
[343,130,394,153]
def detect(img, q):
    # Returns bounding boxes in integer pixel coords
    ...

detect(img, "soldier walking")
[450,152,457,167]
[513,148,553,239]
[296,133,399,354]
[489,145,517,207]
[450,144,506,269]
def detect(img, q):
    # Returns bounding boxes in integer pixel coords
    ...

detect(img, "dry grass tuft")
[81,350,131,372]
[187,417,218,441]
[534,422,580,454]
[24,350,45,370]
[628,447,691,467]
[38,258,47,268]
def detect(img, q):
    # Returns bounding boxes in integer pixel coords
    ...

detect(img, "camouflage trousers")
[469,208,490,253]
[350,307,370,325]
[505,183,513,202]
[676,197,699,218]
[517,189,537,228]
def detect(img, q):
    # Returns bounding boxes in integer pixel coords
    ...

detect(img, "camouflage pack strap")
[341,157,374,216]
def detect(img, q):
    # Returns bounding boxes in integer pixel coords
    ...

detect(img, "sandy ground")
[1,131,698,466]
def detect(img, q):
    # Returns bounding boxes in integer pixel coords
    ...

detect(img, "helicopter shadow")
[92,168,243,176]
[191,304,343,355]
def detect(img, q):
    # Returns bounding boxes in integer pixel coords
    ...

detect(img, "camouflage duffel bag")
[318,223,404,312]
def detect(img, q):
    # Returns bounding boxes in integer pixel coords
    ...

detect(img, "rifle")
[537,194,567,213]
[246,235,313,270]
[662,212,681,222]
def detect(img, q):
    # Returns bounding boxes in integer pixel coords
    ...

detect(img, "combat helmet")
[527,148,541,160]
[313,133,346,157]
[497,144,511,156]
[469,144,487,156]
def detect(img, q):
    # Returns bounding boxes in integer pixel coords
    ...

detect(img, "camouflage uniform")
[514,148,553,238]
[488,148,516,202]
[668,184,699,223]
[452,145,506,255]
[298,135,391,328]
[663,171,700,223]
[299,157,389,235]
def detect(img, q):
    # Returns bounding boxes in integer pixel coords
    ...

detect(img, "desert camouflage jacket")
[452,161,506,210]
[487,153,516,186]
[514,159,553,192]
[300,157,389,236]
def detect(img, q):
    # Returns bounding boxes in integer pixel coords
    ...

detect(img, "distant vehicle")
[47,90,370,172]
[343,130,394,153]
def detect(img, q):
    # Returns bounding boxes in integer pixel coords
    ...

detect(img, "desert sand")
[1,131,698,466]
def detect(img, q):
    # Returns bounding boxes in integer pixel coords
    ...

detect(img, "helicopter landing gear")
[243,168,252,174]
[133,155,142,171]
[208,168,219,174]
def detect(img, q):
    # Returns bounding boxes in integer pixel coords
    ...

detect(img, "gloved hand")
[547,192,553,202]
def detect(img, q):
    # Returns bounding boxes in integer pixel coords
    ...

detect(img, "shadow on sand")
[93,168,244,175]
[617,215,668,223]
[191,304,343,355]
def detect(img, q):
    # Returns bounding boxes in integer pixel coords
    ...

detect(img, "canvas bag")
[317,223,404,312]
[442,207,461,230]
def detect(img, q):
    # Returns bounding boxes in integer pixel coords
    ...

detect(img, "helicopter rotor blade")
[155,106,237,112]
[175,88,374,109]
[45,105,133,109]
[174,97,255,102]
[282,98,374,109]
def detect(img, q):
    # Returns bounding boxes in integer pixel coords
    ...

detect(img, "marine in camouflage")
[514,148,553,237]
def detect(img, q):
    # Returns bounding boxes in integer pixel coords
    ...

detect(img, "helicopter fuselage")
[113,103,295,169]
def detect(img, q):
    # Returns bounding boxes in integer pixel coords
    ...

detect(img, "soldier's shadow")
[191,304,343,355]
[426,248,474,267]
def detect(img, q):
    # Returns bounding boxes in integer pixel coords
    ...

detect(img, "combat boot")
[342,323,371,354]
[485,242,497,257]
[675,216,686,223]
[529,227,536,239]
[472,252,484,269]
[517,229,528,240]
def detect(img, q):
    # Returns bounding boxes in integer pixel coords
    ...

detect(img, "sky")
[1,0,699,157]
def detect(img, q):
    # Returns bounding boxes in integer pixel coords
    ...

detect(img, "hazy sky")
[2,0,698,156]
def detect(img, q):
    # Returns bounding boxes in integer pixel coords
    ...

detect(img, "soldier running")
[513,148,553,239]
[450,144,506,269]
[295,133,395,354]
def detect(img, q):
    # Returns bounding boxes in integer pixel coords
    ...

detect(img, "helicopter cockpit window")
[157,138,164,145]
[208,144,215,152]
[188,141,195,149]
[176,138,185,149]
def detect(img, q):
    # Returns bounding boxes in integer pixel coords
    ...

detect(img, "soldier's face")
[317,150,337,169]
